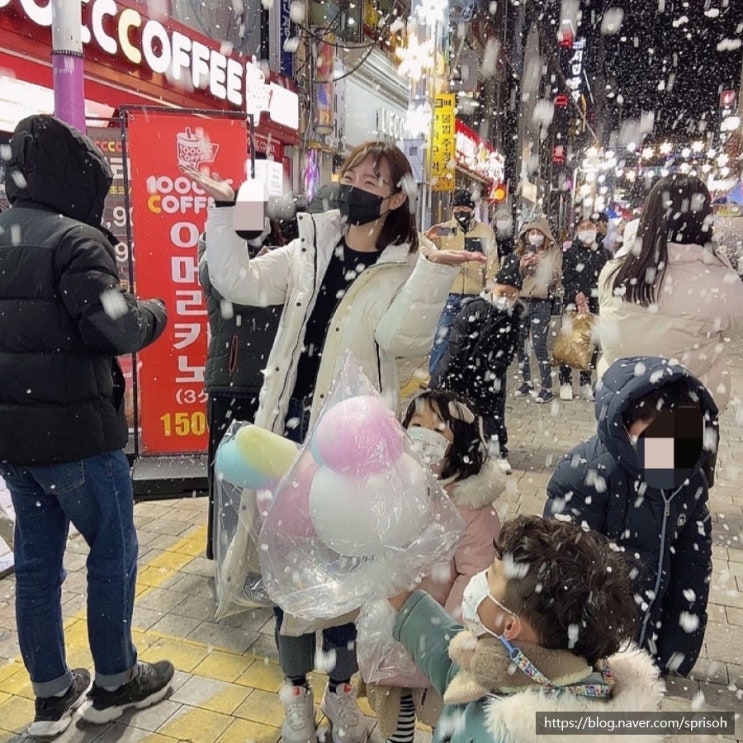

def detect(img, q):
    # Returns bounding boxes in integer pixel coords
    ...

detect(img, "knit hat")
[453,189,475,209]
[495,253,523,290]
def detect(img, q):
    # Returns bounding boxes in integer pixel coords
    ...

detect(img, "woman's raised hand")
[179,164,236,202]
[428,250,488,267]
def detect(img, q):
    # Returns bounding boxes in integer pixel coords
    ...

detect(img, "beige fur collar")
[448,459,506,511]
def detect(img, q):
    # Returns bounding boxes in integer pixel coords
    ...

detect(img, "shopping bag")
[552,312,597,370]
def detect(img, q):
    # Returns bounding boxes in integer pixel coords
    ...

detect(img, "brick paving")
[0,347,741,742]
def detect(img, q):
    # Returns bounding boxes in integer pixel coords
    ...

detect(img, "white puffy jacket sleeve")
[205,206,291,306]
[375,251,458,357]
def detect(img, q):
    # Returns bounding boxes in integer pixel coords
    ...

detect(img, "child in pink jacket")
[360,389,505,743]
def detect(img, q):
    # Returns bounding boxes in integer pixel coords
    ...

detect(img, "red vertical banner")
[127,112,247,454]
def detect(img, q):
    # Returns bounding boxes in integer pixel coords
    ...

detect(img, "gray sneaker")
[280,684,317,743]
[320,683,368,743]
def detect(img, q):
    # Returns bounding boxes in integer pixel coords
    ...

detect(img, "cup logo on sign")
[176,127,220,168]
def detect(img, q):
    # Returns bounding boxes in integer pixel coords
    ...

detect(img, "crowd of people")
[0,115,741,743]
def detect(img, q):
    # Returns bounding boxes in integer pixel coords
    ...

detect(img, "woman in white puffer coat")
[184,141,486,743]
[597,174,743,412]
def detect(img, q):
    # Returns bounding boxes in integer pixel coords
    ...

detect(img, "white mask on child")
[407,426,450,466]
[493,296,515,312]
[577,230,597,245]
[461,569,517,638]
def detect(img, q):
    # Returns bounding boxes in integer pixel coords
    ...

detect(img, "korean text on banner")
[127,113,247,455]
[432,94,455,192]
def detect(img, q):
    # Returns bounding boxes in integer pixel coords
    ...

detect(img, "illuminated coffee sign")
[0,0,298,127]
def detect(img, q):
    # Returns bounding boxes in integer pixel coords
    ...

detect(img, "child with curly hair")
[387,515,664,743]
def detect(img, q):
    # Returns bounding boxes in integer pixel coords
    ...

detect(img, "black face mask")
[455,212,473,232]
[337,184,386,225]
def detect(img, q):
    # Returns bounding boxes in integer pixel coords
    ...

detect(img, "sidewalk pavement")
[0,353,741,742]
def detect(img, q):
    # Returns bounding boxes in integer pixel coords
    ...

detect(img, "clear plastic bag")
[259,355,466,621]
[213,420,300,619]
[356,600,424,685]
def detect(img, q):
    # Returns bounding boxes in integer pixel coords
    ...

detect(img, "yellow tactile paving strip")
[0,524,359,743]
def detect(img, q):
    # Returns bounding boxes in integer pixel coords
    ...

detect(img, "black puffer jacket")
[0,115,167,464]
[561,239,611,313]
[545,357,716,676]
[432,295,523,419]
[198,235,280,397]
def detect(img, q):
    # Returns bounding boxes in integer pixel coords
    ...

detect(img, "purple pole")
[51,0,86,133]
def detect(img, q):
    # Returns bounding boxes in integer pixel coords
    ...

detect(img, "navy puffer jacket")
[545,356,716,676]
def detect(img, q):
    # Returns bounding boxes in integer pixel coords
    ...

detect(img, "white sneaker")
[559,384,573,401]
[580,384,595,401]
[280,684,317,743]
[320,683,368,743]
[497,458,513,474]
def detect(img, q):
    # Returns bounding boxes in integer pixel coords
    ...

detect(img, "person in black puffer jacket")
[545,356,716,678]
[198,234,281,559]
[558,217,611,401]
[0,115,173,736]
[431,254,523,474]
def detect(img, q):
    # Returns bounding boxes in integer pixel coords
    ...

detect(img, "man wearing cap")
[425,190,498,378]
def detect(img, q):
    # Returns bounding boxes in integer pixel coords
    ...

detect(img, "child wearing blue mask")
[387,515,664,743]
[545,356,716,678]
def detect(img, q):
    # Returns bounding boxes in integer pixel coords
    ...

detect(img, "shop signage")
[0,0,299,126]
[127,111,246,454]
[376,107,406,141]
[455,120,505,184]
[565,37,586,102]
[432,93,456,192]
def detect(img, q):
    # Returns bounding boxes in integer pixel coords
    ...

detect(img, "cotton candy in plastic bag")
[258,356,465,620]
[213,420,300,618]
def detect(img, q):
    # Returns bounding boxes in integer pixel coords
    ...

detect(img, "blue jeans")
[429,293,476,376]
[0,450,138,696]
[284,396,312,444]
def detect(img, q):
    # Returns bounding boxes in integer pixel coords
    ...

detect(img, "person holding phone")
[184,141,486,743]
[513,217,562,404]
[425,190,499,380]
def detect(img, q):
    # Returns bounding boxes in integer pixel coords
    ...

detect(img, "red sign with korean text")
[127,112,246,454]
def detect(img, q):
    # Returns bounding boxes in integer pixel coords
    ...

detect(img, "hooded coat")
[544,356,716,676]
[0,115,167,464]
[515,217,562,300]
